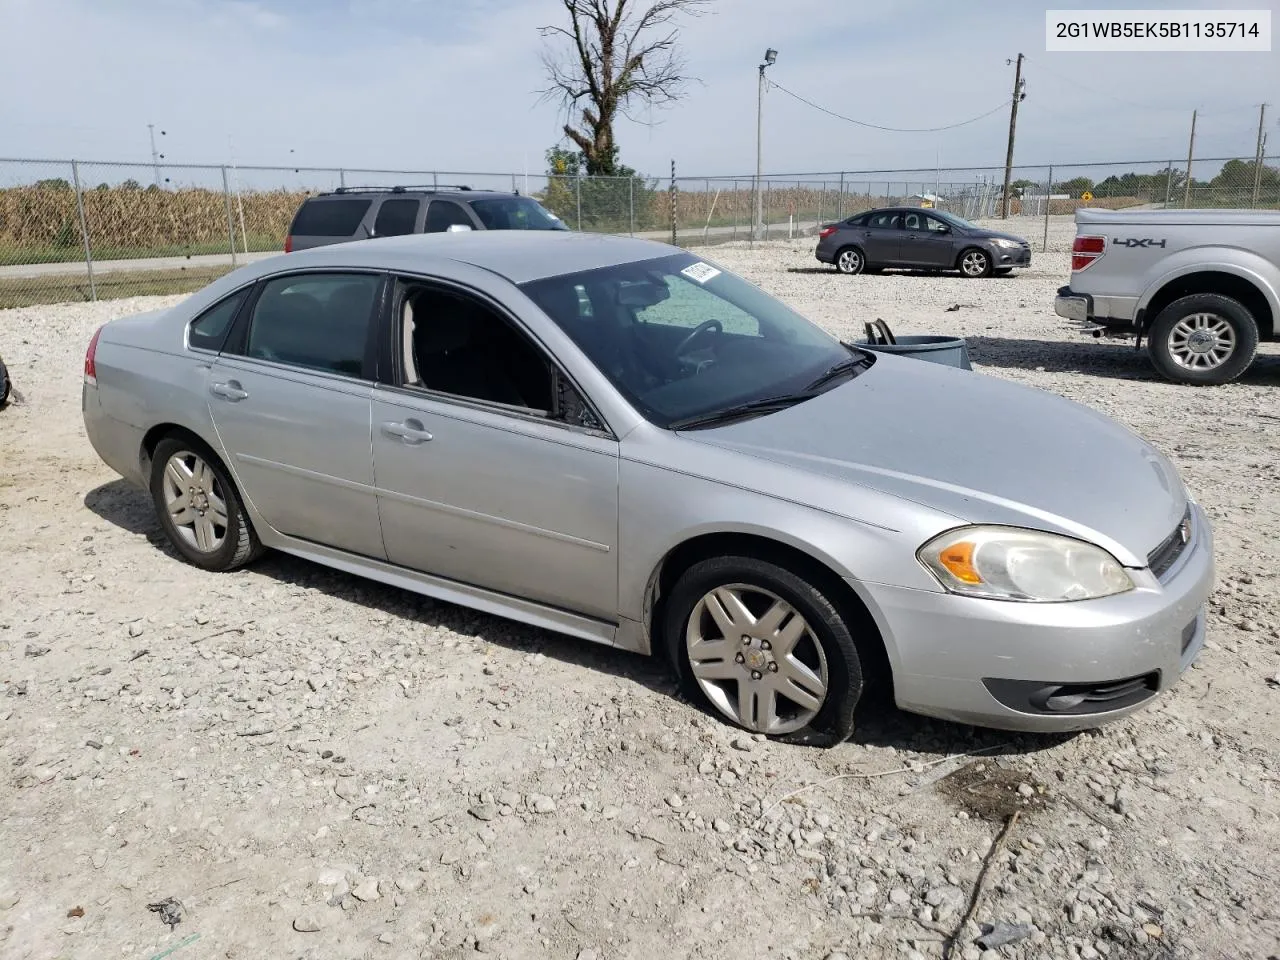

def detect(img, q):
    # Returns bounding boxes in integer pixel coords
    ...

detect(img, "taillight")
[284,234,294,253]
[819,225,837,238]
[1071,235,1106,271]
[84,325,103,385]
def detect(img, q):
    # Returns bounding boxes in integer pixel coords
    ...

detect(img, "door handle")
[211,380,248,401]
[381,419,433,444]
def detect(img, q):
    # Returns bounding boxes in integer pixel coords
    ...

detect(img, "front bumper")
[858,502,1214,732]
[995,245,1031,268]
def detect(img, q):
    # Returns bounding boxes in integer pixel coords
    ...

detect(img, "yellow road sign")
[1080,191,1094,202]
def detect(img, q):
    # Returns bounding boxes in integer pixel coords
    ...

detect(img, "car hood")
[687,357,1186,566]
[966,227,1027,244]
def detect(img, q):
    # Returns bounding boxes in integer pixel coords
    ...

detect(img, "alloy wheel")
[837,249,862,274]
[162,451,229,553]
[961,251,989,276]
[684,583,829,734]
[1168,312,1236,370]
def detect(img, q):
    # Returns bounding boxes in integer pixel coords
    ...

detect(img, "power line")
[765,77,1012,134]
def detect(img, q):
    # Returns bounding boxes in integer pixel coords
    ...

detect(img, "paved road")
[0,220,822,281]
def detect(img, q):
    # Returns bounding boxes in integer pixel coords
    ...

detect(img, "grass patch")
[0,266,233,309]
[0,235,281,267]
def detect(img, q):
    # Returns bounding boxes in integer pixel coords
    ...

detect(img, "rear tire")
[150,436,263,572]
[1146,293,1258,386]
[663,555,865,743]
[835,247,865,275]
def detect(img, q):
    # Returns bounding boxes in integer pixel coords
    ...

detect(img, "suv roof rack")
[330,184,474,196]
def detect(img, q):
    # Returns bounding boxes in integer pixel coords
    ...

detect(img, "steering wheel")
[674,319,723,357]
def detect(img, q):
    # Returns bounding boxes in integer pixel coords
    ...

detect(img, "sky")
[1,0,1276,182]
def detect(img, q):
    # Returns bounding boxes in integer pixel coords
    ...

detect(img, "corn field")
[0,154,1275,309]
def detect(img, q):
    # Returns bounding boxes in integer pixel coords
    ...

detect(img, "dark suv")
[284,186,568,252]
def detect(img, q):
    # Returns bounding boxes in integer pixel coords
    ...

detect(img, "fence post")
[575,175,583,231]
[669,160,676,246]
[220,166,239,267]
[764,181,771,240]
[339,168,346,189]
[70,159,96,302]
[1164,163,1174,208]
[432,171,439,190]
[1042,164,1052,253]
[628,178,635,236]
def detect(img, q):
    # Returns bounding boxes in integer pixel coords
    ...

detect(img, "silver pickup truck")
[1055,208,1280,385]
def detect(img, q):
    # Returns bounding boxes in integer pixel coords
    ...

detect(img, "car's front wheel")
[664,556,864,740]
[1146,293,1259,385]
[958,248,992,278]
[835,247,865,275]
[150,436,263,571]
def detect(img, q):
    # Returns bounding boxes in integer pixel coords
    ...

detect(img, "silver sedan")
[82,232,1213,743]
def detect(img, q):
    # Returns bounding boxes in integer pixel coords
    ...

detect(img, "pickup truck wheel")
[1147,293,1258,385]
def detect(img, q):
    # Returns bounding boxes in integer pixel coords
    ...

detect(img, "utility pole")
[1183,109,1197,208]
[148,123,161,187]
[1251,103,1268,206]
[755,48,778,242]
[1000,53,1025,219]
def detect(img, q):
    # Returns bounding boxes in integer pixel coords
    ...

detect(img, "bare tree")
[540,0,707,176]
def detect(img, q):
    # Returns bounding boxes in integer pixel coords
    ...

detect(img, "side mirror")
[447,223,473,233]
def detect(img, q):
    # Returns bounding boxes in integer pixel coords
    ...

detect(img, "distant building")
[908,192,946,208]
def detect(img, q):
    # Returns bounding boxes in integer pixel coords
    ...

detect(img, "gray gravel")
[0,218,1278,958]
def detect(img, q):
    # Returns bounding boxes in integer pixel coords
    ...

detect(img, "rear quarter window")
[290,198,373,236]
[188,288,249,352]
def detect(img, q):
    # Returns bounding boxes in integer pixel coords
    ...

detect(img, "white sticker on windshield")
[680,261,721,284]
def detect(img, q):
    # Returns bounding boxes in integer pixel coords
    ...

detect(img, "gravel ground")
[2,217,1279,960]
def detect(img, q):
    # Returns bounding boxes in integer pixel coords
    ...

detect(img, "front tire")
[958,248,992,278]
[150,436,262,571]
[0,356,9,407]
[1146,293,1258,385]
[664,556,864,741]
[835,247,865,275]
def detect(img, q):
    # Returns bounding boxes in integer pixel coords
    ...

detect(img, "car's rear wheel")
[1146,293,1258,385]
[150,436,263,571]
[664,556,864,740]
[835,247,865,275]
[958,248,992,278]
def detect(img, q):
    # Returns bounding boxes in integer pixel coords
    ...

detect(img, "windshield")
[520,253,857,428]
[933,209,976,229]
[468,196,567,231]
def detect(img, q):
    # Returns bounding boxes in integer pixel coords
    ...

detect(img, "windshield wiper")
[668,393,815,431]
[804,351,873,392]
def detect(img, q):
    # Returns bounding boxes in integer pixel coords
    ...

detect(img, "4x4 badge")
[1113,238,1167,248]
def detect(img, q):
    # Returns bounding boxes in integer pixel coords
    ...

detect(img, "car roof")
[306,188,518,200]
[243,231,681,285]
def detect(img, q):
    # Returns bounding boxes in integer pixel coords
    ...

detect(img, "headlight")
[991,238,1022,249]
[918,526,1134,602]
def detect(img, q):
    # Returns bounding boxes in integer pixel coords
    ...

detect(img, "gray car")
[816,207,1032,277]
[82,232,1211,742]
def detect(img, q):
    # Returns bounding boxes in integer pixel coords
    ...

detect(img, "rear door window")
[374,199,420,237]
[423,200,475,233]
[289,199,372,236]
[866,212,903,230]
[237,273,383,378]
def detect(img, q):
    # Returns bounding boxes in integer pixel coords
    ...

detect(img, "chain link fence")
[1,154,1276,308]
